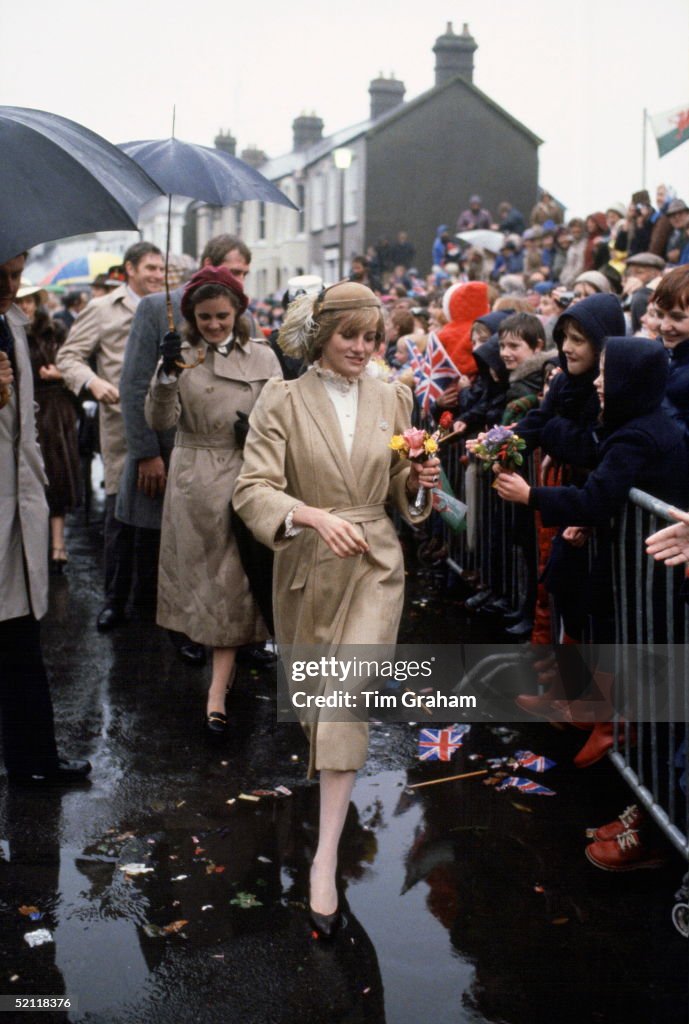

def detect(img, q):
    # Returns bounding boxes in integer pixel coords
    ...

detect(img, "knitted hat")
[181,265,248,321]
[575,270,612,294]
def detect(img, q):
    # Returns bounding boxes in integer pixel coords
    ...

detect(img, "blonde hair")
[278,290,384,363]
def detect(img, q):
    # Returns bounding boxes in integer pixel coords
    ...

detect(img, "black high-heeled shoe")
[204,710,227,738]
[309,905,342,940]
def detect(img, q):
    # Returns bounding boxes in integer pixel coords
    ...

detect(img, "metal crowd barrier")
[429,446,689,933]
[610,489,689,936]
[441,438,537,617]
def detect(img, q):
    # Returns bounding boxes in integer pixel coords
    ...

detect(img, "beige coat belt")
[331,503,386,523]
[175,430,238,450]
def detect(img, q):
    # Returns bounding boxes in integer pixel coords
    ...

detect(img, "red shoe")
[573,722,633,768]
[585,829,665,871]
[514,692,558,716]
[514,696,594,730]
[586,804,644,841]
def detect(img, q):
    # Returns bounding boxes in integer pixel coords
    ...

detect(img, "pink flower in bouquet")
[403,427,428,458]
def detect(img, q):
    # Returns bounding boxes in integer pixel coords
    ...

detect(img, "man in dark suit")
[0,252,91,785]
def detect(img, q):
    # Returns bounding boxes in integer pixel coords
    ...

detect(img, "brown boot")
[586,804,645,841]
[574,721,630,768]
[585,828,665,871]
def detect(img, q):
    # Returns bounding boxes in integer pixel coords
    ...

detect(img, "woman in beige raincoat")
[145,266,281,736]
[233,282,438,937]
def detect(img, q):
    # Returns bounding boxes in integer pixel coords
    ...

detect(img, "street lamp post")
[333,147,352,280]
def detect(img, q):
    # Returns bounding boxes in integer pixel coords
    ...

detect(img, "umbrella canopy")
[456,229,506,254]
[41,251,121,286]
[0,106,163,264]
[119,138,298,209]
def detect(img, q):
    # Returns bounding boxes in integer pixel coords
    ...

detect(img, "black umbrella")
[119,137,299,209]
[0,106,163,264]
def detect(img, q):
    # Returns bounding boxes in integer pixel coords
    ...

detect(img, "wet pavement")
[1,500,687,1023]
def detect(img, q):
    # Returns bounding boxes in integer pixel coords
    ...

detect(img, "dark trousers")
[103,495,160,613]
[0,616,58,775]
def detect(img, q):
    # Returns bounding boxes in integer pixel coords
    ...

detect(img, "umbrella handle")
[174,348,206,371]
[0,384,10,409]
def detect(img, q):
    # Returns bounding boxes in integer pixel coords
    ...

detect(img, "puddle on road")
[1,739,687,1023]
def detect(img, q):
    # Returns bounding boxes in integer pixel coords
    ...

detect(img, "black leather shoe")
[205,711,227,739]
[179,640,206,666]
[504,618,534,639]
[481,598,516,616]
[237,645,277,668]
[8,757,92,787]
[167,631,206,666]
[96,606,125,632]
[309,906,343,940]
[464,589,493,611]
[503,609,526,625]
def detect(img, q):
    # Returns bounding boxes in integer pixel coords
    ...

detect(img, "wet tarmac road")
[1,504,687,1024]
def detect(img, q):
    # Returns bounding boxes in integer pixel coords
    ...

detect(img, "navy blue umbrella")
[119,137,298,209]
[0,107,163,264]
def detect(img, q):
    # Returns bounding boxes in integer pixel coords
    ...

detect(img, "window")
[312,174,325,231]
[297,183,306,234]
[344,158,358,223]
[326,165,337,227]
[258,201,266,240]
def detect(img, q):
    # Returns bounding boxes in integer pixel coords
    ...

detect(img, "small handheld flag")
[512,750,556,773]
[496,776,556,796]
[417,724,471,761]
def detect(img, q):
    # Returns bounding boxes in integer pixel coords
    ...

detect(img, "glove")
[234,411,250,449]
[160,330,183,376]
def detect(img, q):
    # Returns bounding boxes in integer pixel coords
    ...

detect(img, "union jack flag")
[417,724,471,761]
[512,750,556,773]
[413,331,462,418]
[401,337,424,375]
[496,776,555,796]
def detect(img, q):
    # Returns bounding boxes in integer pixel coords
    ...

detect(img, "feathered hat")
[278,281,382,361]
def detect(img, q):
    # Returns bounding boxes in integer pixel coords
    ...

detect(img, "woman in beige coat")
[145,266,281,735]
[233,282,438,937]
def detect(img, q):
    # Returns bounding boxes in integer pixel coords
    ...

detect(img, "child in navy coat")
[496,337,689,764]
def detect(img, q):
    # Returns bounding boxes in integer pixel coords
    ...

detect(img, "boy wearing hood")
[496,338,688,766]
[435,311,512,432]
[513,293,626,466]
[653,265,689,434]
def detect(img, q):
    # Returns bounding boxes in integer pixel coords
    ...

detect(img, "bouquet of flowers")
[472,425,526,486]
[389,424,451,516]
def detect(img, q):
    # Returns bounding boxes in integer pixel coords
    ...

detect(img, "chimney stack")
[239,145,267,168]
[292,113,324,152]
[214,130,237,157]
[433,21,477,86]
[368,72,406,120]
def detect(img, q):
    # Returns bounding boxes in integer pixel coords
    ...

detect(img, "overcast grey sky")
[3,0,689,218]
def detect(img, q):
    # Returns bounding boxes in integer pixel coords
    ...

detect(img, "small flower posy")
[389,427,439,461]
[389,424,450,515]
[472,425,526,475]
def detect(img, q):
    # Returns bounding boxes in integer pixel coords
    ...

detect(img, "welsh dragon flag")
[650,104,689,157]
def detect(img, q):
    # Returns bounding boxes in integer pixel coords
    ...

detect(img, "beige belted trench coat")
[145,338,281,646]
[232,370,430,776]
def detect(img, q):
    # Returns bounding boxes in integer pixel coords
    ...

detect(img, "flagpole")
[642,107,648,190]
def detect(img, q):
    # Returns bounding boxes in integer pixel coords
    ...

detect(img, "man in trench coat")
[57,242,165,631]
[0,252,91,785]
